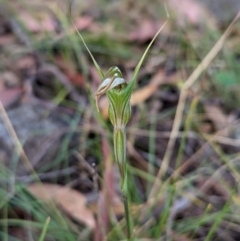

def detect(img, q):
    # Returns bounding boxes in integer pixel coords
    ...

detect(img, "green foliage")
[213,70,240,109]
[214,70,238,88]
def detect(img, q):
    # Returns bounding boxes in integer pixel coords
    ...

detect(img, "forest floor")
[0,0,240,241]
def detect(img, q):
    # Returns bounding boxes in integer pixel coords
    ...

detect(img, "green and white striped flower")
[72,18,167,239]
[73,19,167,183]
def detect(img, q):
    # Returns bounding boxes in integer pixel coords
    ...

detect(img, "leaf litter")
[28,183,96,229]
[1,0,240,240]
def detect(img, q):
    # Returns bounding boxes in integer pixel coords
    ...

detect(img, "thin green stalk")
[39,217,50,241]
[113,129,127,183]
[113,128,132,239]
[123,190,131,240]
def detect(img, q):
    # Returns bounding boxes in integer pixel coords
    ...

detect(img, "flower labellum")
[95,66,128,113]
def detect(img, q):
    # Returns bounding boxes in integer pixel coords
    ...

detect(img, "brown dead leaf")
[169,0,204,25]
[130,70,166,106]
[129,19,169,43]
[204,104,229,135]
[18,12,55,33]
[88,200,124,217]
[40,15,57,32]
[28,183,95,229]
[2,71,21,88]
[18,13,40,32]
[66,71,84,86]
[0,34,15,46]
[0,88,23,108]
[55,56,84,86]
[75,16,93,30]
[168,0,216,28]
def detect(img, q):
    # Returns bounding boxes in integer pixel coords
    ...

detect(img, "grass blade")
[69,1,104,80]
[38,217,50,241]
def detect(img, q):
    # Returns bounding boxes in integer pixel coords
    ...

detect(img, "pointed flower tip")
[94,66,128,110]
[95,96,100,112]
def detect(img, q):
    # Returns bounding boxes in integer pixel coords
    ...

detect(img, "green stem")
[113,128,126,182]
[123,190,131,240]
[113,128,132,240]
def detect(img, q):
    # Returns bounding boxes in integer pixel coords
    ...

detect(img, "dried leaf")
[168,0,216,28]
[129,19,169,43]
[75,16,93,30]
[0,88,23,108]
[28,183,95,229]
[0,34,15,46]
[18,13,40,32]
[2,72,21,87]
[18,12,55,33]
[204,104,229,134]
[55,56,84,86]
[130,70,163,106]
[66,71,84,86]
[129,19,157,43]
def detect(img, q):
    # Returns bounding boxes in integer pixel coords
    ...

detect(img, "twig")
[0,100,35,175]
[74,151,102,182]
[14,167,77,183]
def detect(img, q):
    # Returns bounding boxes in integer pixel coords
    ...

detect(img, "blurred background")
[0,0,240,240]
